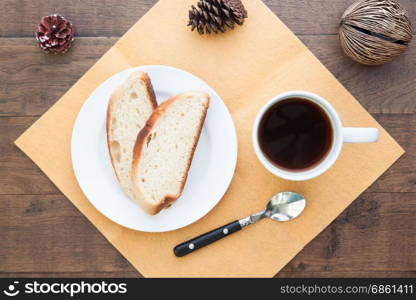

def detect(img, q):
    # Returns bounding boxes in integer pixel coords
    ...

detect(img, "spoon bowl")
[266,192,306,222]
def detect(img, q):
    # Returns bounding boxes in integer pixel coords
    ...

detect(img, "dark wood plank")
[279,192,416,276]
[0,0,414,37]
[0,117,59,194]
[367,114,416,193]
[0,192,414,276]
[0,38,117,117]
[0,0,155,37]
[0,194,139,274]
[0,272,141,278]
[1,114,413,195]
[1,36,415,117]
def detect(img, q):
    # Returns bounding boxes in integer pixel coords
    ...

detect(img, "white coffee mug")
[252,91,379,181]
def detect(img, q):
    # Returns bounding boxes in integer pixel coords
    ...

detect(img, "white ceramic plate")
[71,65,237,232]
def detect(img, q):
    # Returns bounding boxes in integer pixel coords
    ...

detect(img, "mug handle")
[342,128,379,143]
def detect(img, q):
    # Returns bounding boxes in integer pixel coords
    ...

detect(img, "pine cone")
[188,0,248,35]
[36,14,74,54]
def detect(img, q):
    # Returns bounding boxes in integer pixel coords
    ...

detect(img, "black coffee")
[258,98,333,171]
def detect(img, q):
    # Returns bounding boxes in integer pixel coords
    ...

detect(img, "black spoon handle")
[174,220,242,257]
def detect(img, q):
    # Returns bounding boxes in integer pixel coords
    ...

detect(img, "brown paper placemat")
[15,0,403,277]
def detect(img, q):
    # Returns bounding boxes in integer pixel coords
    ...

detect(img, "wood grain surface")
[0,0,415,278]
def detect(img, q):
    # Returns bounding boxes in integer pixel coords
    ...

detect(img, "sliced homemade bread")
[106,71,157,198]
[131,92,210,215]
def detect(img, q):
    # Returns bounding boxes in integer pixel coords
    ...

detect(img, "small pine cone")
[36,14,74,54]
[188,0,248,35]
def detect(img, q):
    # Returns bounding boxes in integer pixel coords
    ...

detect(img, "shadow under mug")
[252,91,379,181]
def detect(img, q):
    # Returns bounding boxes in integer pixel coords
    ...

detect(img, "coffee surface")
[258,98,333,171]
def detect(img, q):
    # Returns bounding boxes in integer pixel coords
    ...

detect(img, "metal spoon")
[174,192,306,257]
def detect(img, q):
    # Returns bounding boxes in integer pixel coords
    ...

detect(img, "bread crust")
[132,92,210,215]
[106,71,157,183]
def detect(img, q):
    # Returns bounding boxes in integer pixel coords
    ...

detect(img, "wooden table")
[1,0,415,278]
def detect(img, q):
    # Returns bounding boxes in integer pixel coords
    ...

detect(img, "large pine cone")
[36,14,74,54]
[188,0,248,34]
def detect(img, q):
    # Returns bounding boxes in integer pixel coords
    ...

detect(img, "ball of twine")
[339,0,413,65]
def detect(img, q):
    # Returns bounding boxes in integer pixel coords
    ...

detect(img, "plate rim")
[71,65,238,232]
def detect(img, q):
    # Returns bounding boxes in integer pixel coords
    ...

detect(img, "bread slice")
[131,92,210,215]
[106,71,157,198]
